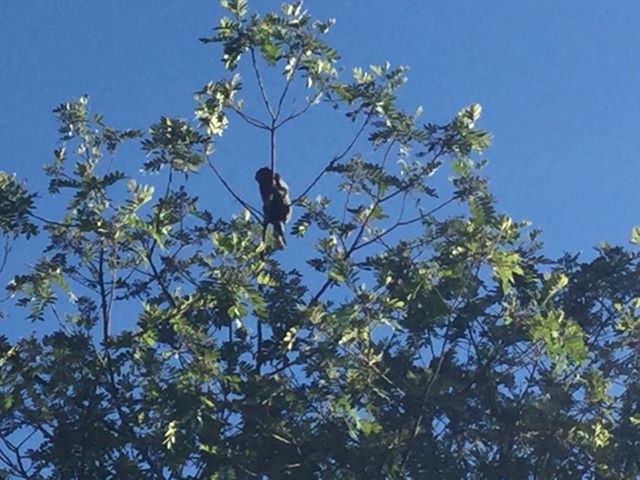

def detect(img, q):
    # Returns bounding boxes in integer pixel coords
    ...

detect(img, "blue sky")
[1,0,639,260]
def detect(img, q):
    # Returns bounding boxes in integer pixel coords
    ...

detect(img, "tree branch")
[274,49,304,120]
[275,101,313,129]
[353,196,457,252]
[98,246,111,346]
[231,106,270,130]
[206,156,262,221]
[250,48,275,120]
[292,114,371,205]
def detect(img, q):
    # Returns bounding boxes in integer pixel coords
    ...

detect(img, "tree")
[0,1,639,478]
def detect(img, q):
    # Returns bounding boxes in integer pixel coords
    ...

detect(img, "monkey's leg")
[273,221,286,249]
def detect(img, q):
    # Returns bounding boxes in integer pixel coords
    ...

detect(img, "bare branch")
[250,48,275,120]
[292,114,371,205]
[28,212,67,227]
[231,106,270,130]
[275,101,313,129]
[308,277,334,305]
[98,246,111,345]
[206,156,263,221]
[353,196,457,252]
[270,123,276,173]
[274,50,303,120]
[0,241,11,275]
[0,435,31,478]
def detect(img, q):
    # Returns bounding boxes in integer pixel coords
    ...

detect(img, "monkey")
[255,167,291,249]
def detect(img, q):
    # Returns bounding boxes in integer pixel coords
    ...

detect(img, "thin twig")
[98,246,111,345]
[275,102,313,129]
[309,181,383,304]
[28,212,67,227]
[270,122,276,173]
[353,196,457,252]
[0,435,30,478]
[147,254,177,308]
[275,54,300,120]
[206,156,262,221]
[0,241,11,275]
[292,114,371,205]
[308,278,334,305]
[339,189,352,250]
[231,106,270,130]
[250,48,275,120]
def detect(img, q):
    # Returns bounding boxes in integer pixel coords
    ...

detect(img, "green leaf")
[261,42,281,64]
[256,270,278,286]
[542,272,569,305]
[593,421,611,448]
[490,250,524,293]
[163,420,178,450]
[221,0,247,18]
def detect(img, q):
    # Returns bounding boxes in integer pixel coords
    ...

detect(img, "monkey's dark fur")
[255,167,291,249]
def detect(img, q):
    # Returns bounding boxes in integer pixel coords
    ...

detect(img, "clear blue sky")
[1,0,639,258]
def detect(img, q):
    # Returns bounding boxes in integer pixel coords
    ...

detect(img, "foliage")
[0,2,639,479]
